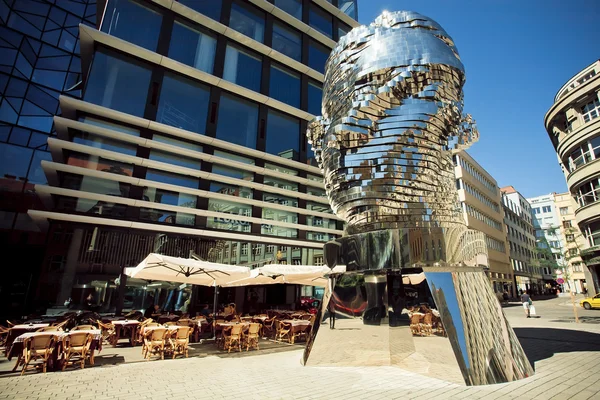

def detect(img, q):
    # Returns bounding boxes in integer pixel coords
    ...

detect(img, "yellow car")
[580,294,600,310]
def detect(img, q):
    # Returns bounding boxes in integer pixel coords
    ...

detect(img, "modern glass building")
[25,0,358,313]
[0,0,97,317]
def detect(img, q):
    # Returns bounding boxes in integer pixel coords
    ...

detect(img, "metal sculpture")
[303,11,533,386]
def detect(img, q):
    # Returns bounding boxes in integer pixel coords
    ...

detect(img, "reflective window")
[152,134,202,152]
[308,40,329,74]
[101,0,162,51]
[265,163,297,176]
[66,152,134,176]
[309,5,333,38]
[84,50,152,117]
[149,149,201,170]
[27,150,52,184]
[214,150,254,166]
[169,21,216,74]
[157,73,210,134]
[264,176,298,192]
[308,81,322,115]
[55,195,127,217]
[145,169,198,189]
[140,208,195,226]
[210,182,253,199]
[79,117,140,136]
[72,131,137,156]
[274,0,302,20]
[262,193,298,237]
[61,173,131,198]
[207,197,252,232]
[266,110,299,161]
[338,21,351,39]
[229,2,264,43]
[0,142,32,179]
[338,0,358,20]
[307,201,332,214]
[216,94,258,148]
[272,22,301,62]
[269,63,300,108]
[223,44,262,92]
[212,164,254,182]
[176,0,221,22]
[143,187,197,208]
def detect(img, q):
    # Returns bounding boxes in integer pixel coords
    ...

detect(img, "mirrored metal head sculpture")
[308,11,479,234]
[303,11,534,386]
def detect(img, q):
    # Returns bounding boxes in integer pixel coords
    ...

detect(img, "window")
[566,234,575,242]
[308,40,330,74]
[308,81,322,116]
[67,152,134,176]
[582,97,600,123]
[143,187,196,208]
[563,220,572,229]
[79,117,140,137]
[101,0,162,51]
[274,0,302,20]
[207,197,252,232]
[542,206,551,213]
[216,94,258,148]
[269,63,300,108]
[176,0,221,22]
[61,173,131,199]
[84,50,151,117]
[532,207,540,215]
[576,178,600,207]
[72,131,137,156]
[152,134,202,152]
[149,149,200,170]
[145,169,198,189]
[338,21,351,39]
[309,5,333,38]
[229,2,264,43]
[266,110,300,160]
[559,207,569,215]
[272,22,302,62]
[223,44,262,92]
[169,21,216,74]
[584,220,600,247]
[338,0,358,19]
[157,73,210,134]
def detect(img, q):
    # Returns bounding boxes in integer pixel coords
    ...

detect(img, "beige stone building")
[554,193,588,293]
[500,186,541,294]
[454,151,513,295]
[544,59,600,294]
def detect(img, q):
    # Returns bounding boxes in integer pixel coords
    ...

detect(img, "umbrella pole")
[211,285,219,341]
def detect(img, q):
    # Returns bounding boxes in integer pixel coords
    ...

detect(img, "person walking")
[329,299,336,329]
[520,291,532,318]
[502,290,510,306]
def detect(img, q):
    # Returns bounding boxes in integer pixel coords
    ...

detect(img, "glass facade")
[5,0,355,315]
[169,21,216,74]
[157,73,210,134]
[84,50,152,117]
[101,0,162,51]
[223,44,262,92]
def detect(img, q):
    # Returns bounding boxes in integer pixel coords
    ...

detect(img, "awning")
[126,253,251,287]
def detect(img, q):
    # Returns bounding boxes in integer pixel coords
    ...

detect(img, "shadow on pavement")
[514,327,600,370]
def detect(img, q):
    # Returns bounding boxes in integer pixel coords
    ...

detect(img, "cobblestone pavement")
[0,297,599,400]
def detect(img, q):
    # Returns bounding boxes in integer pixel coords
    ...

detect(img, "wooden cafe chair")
[21,334,56,375]
[61,332,92,371]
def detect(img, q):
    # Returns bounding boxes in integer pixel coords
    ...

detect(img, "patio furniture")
[143,328,168,360]
[4,323,49,356]
[170,326,191,359]
[420,313,433,336]
[37,326,61,332]
[96,320,116,345]
[409,314,423,336]
[223,324,243,353]
[1,325,10,347]
[275,321,292,343]
[61,332,91,371]
[245,323,260,351]
[20,333,56,375]
[111,320,140,346]
[73,325,97,331]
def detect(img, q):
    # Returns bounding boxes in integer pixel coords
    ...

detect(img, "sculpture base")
[302,265,534,386]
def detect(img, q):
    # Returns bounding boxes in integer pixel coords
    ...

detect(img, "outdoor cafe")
[0,254,336,375]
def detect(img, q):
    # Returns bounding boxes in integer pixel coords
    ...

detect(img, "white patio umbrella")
[222,265,339,287]
[126,253,250,287]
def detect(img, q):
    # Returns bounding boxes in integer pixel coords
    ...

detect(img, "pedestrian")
[520,291,531,318]
[329,299,336,329]
[502,291,509,306]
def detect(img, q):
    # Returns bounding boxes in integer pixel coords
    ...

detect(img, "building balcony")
[566,157,600,190]
[575,200,600,225]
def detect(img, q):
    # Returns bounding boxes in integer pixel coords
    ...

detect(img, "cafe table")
[281,320,311,343]
[110,320,140,346]
[4,324,49,356]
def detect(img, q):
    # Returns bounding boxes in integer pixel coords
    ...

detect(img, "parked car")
[580,294,600,310]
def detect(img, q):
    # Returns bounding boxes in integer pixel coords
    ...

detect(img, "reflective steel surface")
[303,11,534,385]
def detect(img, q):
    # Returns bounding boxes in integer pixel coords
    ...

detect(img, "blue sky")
[356,0,600,198]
